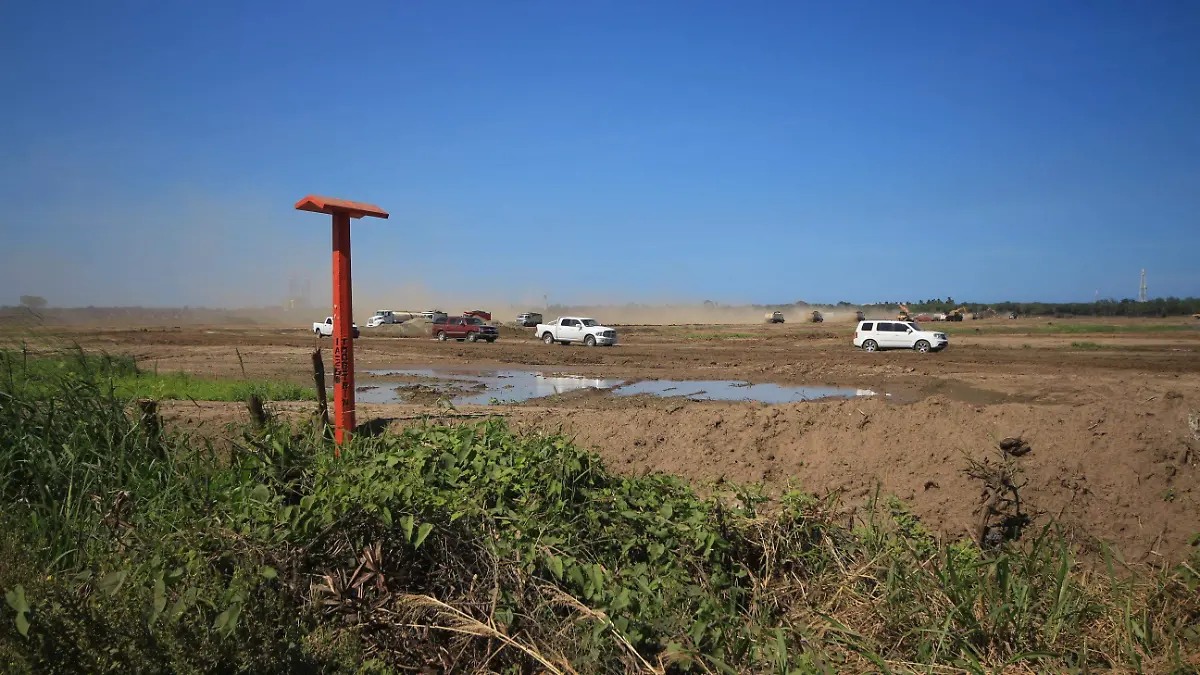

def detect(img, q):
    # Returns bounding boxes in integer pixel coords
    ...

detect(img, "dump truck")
[810,310,824,323]
[765,311,785,324]
[855,311,865,321]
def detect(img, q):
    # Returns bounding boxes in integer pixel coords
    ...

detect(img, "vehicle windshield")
[906,322,921,331]
[465,317,483,325]
[581,319,599,327]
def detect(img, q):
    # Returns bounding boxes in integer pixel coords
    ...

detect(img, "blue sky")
[1,1,1197,307]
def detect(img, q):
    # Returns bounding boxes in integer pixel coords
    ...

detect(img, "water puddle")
[362,369,623,405]
[357,367,876,406]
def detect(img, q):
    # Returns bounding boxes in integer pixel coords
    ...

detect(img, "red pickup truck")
[432,315,499,343]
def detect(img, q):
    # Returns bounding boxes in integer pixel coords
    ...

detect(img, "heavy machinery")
[855,311,865,321]
[810,310,824,323]
[946,306,969,322]
[896,304,912,321]
[765,311,785,324]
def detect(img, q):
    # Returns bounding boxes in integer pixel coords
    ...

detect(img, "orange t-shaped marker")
[295,195,389,448]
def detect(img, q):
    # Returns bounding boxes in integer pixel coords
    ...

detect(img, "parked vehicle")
[432,315,498,343]
[853,320,947,353]
[367,310,399,327]
[516,312,543,327]
[536,317,617,346]
[312,317,360,338]
[463,309,491,321]
[765,311,785,324]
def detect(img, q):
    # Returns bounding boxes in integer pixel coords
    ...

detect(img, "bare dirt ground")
[6,315,1200,563]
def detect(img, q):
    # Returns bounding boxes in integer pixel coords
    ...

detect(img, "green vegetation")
[2,349,315,402]
[2,350,1198,673]
[1070,341,1106,350]
[868,297,1200,318]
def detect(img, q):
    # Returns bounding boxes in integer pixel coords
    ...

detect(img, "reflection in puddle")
[362,369,623,405]
[357,367,878,406]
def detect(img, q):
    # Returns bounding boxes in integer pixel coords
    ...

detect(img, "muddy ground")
[7,316,1200,563]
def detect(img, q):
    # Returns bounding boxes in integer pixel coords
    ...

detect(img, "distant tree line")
[860,297,1200,317]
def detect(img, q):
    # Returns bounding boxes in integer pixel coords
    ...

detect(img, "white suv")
[854,320,948,353]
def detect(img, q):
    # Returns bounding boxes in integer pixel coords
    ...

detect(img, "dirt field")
[7,315,1200,562]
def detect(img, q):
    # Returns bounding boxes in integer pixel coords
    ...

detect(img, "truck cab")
[313,317,360,338]
[367,310,397,328]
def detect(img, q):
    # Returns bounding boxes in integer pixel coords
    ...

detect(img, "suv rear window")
[860,322,873,331]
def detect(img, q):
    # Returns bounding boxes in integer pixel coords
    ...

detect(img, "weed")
[1071,341,1106,350]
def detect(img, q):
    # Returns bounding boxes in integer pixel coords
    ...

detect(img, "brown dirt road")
[7,316,1200,562]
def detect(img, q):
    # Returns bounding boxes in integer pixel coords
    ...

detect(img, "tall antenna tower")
[1138,269,1147,303]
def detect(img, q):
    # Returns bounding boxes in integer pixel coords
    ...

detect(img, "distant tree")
[19,295,47,310]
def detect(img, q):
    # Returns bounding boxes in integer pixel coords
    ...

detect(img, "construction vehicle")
[855,311,865,322]
[946,306,968,322]
[765,311,785,324]
[896,304,912,321]
[810,310,824,323]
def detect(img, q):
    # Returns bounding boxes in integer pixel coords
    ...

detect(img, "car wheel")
[915,340,931,353]
[467,332,478,343]
[584,334,596,347]
[437,331,447,341]
[542,332,555,345]
[862,339,878,352]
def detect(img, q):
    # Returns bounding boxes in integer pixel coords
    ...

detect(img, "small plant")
[1071,341,1105,350]
[1163,487,1177,502]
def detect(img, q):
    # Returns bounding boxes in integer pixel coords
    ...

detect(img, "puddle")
[614,380,874,403]
[357,367,876,405]
[362,369,623,405]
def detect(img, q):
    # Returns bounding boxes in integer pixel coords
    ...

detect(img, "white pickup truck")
[312,317,360,338]
[535,317,617,346]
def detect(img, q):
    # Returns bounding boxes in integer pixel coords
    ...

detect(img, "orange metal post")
[294,195,389,451]
[331,212,355,446]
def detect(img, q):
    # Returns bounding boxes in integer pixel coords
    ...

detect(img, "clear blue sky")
[1,1,1197,307]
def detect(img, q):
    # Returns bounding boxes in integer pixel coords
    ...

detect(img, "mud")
[7,316,1200,562]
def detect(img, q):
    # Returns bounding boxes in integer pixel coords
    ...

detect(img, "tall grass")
[1,350,1197,673]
